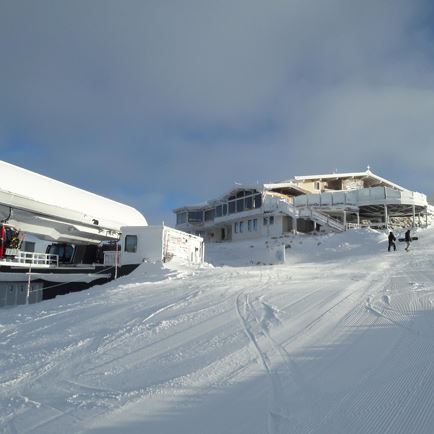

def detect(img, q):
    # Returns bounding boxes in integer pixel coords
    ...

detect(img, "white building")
[173,169,430,242]
[0,160,204,307]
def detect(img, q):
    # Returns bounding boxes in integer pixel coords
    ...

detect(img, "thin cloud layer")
[1,0,434,222]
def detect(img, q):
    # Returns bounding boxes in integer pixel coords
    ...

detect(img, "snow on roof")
[292,169,407,191]
[173,184,265,212]
[0,160,147,230]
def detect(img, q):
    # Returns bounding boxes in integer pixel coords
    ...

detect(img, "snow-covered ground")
[1,228,434,434]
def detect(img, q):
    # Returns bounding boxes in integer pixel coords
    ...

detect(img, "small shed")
[120,225,204,265]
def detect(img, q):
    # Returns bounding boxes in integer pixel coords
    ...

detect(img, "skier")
[404,229,411,251]
[388,231,396,252]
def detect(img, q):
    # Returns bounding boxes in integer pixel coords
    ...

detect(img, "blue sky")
[1,0,434,223]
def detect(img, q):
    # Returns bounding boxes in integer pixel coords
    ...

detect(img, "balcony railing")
[2,250,59,266]
[293,187,427,208]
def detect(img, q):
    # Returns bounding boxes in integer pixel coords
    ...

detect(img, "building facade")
[174,170,430,242]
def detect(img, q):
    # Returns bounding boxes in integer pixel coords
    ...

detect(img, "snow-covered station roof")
[0,160,147,243]
[291,169,407,191]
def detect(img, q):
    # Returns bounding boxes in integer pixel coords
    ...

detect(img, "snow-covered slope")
[1,228,434,434]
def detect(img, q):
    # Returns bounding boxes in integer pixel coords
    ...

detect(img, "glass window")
[215,205,223,218]
[236,191,245,198]
[188,211,203,223]
[176,212,187,224]
[239,221,244,233]
[222,204,228,215]
[234,222,239,233]
[204,209,215,221]
[245,195,253,209]
[248,220,252,232]
[236,198,244,212]
[254,194,262,208]
[263,217,268,225]
[253,219,258,231]
[125,235,137,253]
[269,216,274,225]
[228,201,236,214]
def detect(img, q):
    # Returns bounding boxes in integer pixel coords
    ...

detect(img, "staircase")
[298,208,346,232]
[264,197,345,232]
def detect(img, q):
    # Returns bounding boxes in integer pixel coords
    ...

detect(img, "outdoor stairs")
[298,207,346,232]
[269,198,346,232]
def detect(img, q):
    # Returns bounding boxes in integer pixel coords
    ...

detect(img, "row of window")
[176,192,263,225]
[234,218,258,234]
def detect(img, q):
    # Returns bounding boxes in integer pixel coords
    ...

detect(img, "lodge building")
[173,169,431,242]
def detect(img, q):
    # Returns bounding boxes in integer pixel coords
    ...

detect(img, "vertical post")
[384,205,388,229]
[357,212,360,227]
[412,205,416,228]
[26,263,32,305]
[343,210,347,229]
[114,241,118,280]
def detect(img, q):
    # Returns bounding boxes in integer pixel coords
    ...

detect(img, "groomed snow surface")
[2,228,434,434]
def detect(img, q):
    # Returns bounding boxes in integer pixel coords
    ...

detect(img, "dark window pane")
[215,205,223,218]
[188,211,203,223]
[125,235,138,253]
[228,201,236,214]
[236,191,245,198]
[236,199,244,212]
[254,194,262,208]
[222,204,228,215]
[205,209,215,221]
[176,212,187,224]
[245,196,253,209]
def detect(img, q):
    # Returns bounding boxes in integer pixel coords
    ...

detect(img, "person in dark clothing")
[404,229,411,251]
[388,231,396,251]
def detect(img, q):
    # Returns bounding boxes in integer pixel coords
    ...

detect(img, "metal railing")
[264,196,345,232]
[293,187,427,208]
[103,250,120,266]
[10,251,59,266]
[298,208,346,232]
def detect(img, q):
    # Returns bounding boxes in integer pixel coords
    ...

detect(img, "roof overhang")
[292,170,406,191]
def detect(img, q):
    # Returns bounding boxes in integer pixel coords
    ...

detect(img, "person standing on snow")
[388,231,396,251]
[404,229,411,251]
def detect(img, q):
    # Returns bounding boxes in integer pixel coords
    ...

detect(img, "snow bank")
[206,228,388,266]
[2,227,434,434]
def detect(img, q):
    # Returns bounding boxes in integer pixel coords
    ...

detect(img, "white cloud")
[1,0,434,222]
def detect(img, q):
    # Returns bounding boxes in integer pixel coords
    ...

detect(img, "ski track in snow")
[2,229,434,433]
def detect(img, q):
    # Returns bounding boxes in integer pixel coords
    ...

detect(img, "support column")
[384,205,388,229]
[412,205,416,228]
[343,210,347,229]
[357,212,360,227]
[293,217,298,234]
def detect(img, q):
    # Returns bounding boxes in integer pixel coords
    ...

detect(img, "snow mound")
[206,228,388,266]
